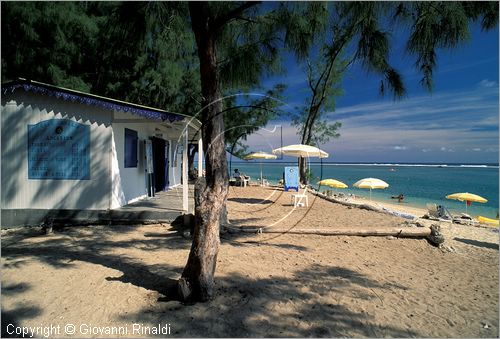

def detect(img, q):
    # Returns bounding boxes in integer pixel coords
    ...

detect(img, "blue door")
[152,137,167,192]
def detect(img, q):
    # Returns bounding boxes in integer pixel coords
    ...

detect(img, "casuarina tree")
[178,1,498,301]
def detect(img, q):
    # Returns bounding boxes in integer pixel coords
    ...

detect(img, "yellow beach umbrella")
[318,178,348,195]
[353,178,389,201]
[446,192,487,214]
[243,152,277,185]
[317,179,348,189]
[244,152,277,160]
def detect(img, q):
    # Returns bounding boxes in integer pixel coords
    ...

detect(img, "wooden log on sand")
[310,190,418,220]
[314,191,394,212]
[235,227,431,237]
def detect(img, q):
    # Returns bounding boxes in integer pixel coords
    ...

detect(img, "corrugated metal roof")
[2,78,187,123]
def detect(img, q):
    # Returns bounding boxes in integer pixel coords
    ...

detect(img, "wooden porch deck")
[113,185,195,223]
[0,185,194,227]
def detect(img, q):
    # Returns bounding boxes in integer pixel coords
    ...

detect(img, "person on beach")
[391,194,404,203]
[233,169,249,180]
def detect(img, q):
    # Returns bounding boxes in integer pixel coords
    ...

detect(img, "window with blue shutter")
[124,128,138,168]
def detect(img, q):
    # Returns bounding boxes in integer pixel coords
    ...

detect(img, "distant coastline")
[227,161,499,168]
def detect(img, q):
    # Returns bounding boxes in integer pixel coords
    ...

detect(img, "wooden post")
[182,130,188,212]
[198,137,203,177]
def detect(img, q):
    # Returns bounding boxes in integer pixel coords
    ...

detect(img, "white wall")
[169,140,182,187]
[111,111,184,205]
[1,92,113,210]
[111,120,149,205]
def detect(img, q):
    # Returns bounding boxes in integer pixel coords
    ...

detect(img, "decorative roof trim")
[2,79,185,123]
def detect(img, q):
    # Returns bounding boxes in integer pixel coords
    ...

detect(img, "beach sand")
[1,185,498,337]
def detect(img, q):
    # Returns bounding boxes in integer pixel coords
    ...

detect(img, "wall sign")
[28,119,90,180]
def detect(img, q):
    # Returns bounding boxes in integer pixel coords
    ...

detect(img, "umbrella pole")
[465,201,468,214]
[260,162,263,186]
[369,188,372,201]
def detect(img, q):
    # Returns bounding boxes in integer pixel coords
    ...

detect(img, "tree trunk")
[299,156,308,185]
[179,3,229,302]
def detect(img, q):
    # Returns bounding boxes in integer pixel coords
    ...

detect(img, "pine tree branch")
[213,1,262,31]
[233,15,258,24]
[216,37,280,66]
[306,59,316,93]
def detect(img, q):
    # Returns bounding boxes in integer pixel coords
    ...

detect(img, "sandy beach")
[2,185,498,338]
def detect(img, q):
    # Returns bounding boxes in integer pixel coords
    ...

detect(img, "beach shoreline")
[254,183,436,220]
[234,163,499,218]
[314,189,429,218]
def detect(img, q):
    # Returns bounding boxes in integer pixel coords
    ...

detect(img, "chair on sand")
[291,188,309,207]
[425,203,453,221]
[235,176,250,187]
[426,203,479,226]
[452,213,479,226]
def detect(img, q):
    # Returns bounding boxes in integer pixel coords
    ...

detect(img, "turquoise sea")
[228,161,499,219]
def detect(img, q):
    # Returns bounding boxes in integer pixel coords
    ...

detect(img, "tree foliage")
[396,1,498,90]
[2,2,101,92]
[1,2,199,113]
[224,84,286,158]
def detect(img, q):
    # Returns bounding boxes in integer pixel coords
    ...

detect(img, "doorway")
[151,137,169,193]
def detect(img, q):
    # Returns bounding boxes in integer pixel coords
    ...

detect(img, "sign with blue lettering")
[284,166,299,191]
[28,119,90,180]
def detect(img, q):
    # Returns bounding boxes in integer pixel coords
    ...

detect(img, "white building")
[1,79,203,226]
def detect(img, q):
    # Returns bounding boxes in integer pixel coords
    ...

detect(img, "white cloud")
[329,87,498,132]
[242,86,499,162]
[478,79,498,88]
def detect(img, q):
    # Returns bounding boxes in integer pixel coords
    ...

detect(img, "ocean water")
[229,162,499,218]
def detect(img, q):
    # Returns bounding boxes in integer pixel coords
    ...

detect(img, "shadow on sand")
[2,224,419,337]
[453,237,499,250]
[227,198,274,204]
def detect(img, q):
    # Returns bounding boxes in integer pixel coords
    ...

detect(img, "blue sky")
[242,23,499,164]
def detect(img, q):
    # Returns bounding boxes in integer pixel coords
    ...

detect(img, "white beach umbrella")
[272,144,329,158]
[353,177,389,201]
[272,144,329,185]
[243,152,277,185]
